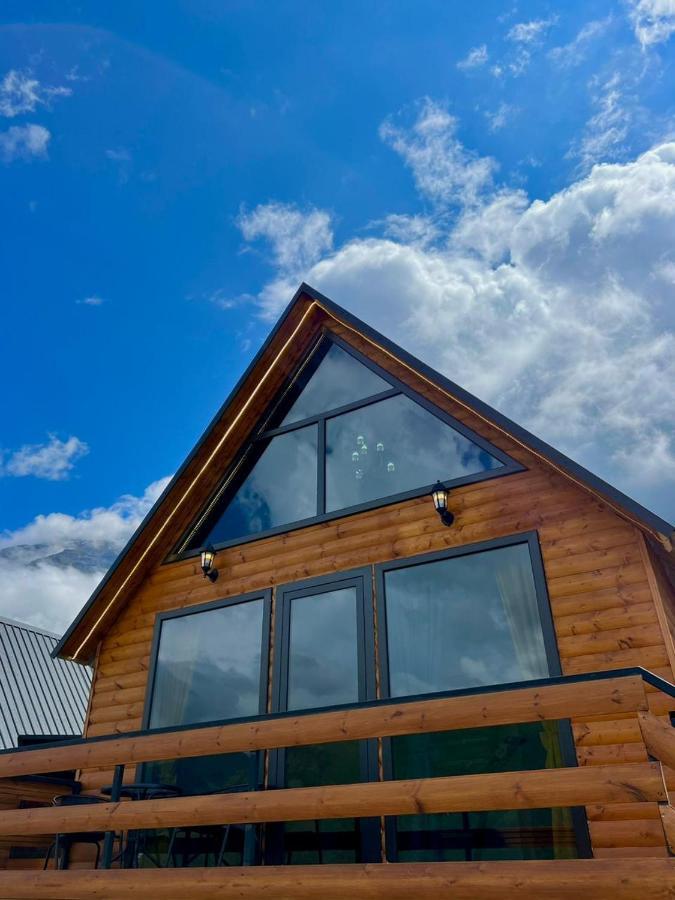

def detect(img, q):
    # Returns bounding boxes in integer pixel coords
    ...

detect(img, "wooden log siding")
[75,318,675,862]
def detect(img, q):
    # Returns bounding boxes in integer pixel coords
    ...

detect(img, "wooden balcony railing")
[0,667,673,899]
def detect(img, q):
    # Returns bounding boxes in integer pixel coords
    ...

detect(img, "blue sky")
[1,1,674,630]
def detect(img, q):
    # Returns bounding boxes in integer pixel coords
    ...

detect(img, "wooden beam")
[0,860,673,900]
[638,711,675,770]
[0,675,648,779]
[0,763,664,837]
[659,804,675,855]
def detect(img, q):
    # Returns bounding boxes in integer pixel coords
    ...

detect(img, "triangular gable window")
[177,337,520,553]
[280,342,391,425]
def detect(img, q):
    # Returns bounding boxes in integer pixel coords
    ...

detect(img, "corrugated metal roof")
[0,616,91,750]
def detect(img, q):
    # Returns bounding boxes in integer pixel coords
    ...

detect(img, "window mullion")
[317,417,326,515]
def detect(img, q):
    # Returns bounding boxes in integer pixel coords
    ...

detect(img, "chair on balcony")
[42,794,108,871]
[164,787,258,868]
[164,753,260,868]
[99,782,183,868]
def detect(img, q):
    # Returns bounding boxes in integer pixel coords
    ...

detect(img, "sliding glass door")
[268,570,379,864]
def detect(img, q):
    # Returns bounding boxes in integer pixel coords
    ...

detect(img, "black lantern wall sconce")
[200,546,219,582]
[430,481,454,527]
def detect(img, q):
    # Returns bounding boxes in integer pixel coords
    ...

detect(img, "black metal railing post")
[101,763,125,869]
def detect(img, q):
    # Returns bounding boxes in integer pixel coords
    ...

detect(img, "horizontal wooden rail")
[0,763,664,837]
[0,860,673,900]
[0,674,647,779]
[639,711,675,770]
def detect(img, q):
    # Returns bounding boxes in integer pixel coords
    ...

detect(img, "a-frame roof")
[54,283,675,663]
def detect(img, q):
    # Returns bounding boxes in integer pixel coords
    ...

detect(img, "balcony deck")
[0,667,673,899]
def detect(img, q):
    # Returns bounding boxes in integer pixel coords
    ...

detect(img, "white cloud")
[379,99,497,207]
[0,69,71,118]
[238,202,333,275]
[0,478,170,550]
[507,17,556,43]
[379,213,439,245]
[105,148,131,162]
[77,296,106,307]
[629,0,675,47]
[0,477,171,632]
[549,17,613,67]
[457,45,489,70]
[498,16,557,75]
[243,103,675,520]
[0,565,104,635]
[571,72,631,171]
[0,123,50,163]
[485,103,518,132]
[1,435,89,481]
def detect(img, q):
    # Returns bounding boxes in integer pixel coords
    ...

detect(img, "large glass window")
[389,723,579,861]
[143,592,269,837]
[378,538,584,862]
[381,541,551,698]
[286,587,360,710]
[274,574,372,712]
[148,594,268,728]
[177,338,514,553]
[195,426,318,548]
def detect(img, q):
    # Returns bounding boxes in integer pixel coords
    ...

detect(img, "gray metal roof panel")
[0,617,92,749]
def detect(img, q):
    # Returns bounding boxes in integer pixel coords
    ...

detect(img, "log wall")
[79,321,675,859]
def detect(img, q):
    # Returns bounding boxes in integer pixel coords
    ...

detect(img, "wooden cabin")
[0,283,674,898]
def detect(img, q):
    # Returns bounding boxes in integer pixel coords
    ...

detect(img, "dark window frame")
[142,589,272,732]
[375,532,562,698]
[271,568,377,715]
[374,532,592,861]
[267,568,380,864]
[169,332,524,562]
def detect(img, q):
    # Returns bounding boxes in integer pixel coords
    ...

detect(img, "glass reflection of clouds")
[287,588,359,710]
[149,599,264,728]
[384,543,549,698]
[281,343,389,425]
[326,394,500,512]
[204,426,317,546]
[185,339,505,550]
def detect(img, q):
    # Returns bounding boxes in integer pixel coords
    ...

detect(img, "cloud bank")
[0,477,171,632]
[238,101,675,522]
